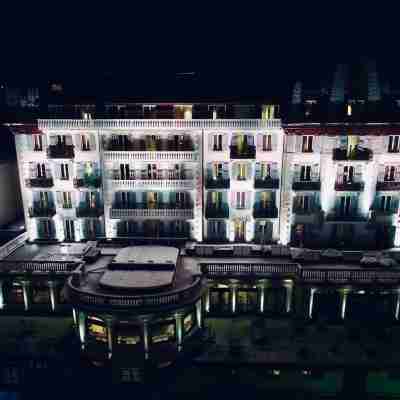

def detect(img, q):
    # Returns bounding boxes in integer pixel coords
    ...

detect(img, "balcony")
[76,205,104,218]
[255,178,280,189]
[103,151,197,162]
[376,181,400,191]
[117,230,189,240]
[25,177,54,188]
[230,145,256,159]
[106,139,194,152]
[110,203,193,219]
[333,148,372,161]
[253,204,278,219]
[28,204,56,218]
[334,181,364,191]
[205,204,229,219]
[205,178,230,189]
[326,212,367,222]
[73,176,102,189]
[112,178,194,191]
[47,145,75,159]
[292,181,321,191]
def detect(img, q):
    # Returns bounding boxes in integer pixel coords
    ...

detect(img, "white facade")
[13,118,400,249]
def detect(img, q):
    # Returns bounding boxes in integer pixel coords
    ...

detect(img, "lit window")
[347,104,352,116]
[388,136,400,153]
[302,136,313,152]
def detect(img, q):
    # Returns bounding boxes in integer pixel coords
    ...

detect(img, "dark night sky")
[0,2,398,96]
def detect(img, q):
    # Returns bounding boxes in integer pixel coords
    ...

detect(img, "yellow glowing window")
[347,104,352,116]
[151,323,175,343]
[117,335,141,345]
[184,314,194,334]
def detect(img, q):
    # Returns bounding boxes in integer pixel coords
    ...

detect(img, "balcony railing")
[112,179,194,190]
[205,178,230,189]
[28,204,56,218]
[106,139,194,152]
[47,145,75,159]
[25,177,54,188]
[111,204,193,219]
[103,151,197,162]
[205,204,229,219]
[326,212,367,222]
[201,263,299,278]
[76,206,104,218]
[253,204,278,219]
[39,119,281,130]
[376,181,400,191]
[230,145,256,159]
[334,181,364,191]
[292,181,321,191]
[117,230,189,239]
[255,178,280,189]
[333,148,373,161]
[73,176,102,188]
[292,206,321,215]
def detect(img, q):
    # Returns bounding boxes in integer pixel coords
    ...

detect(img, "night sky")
[0,3,398,96]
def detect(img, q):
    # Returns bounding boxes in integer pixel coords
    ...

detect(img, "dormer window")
[305,100,317,117]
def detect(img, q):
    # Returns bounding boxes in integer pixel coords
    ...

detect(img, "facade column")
[308,288,316,319]
[106,317,113,359]
[143,320,150,360]
[395,290,400,320]
[284,281,294,313]
[231,284,238,314]
[175,313,183,352]
[48,281,56,311]
[196,298,203,329]
[79,311,86,349]
[340,289,349,320]
[22,281,30,311]
[0,280,4,309]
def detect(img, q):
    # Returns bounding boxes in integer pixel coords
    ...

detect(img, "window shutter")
[271,162,279,179]
[230,191,236,207]
[293,164,300,182]
[248,134,254,146]
[334,196,341,214]
[355,164,363,182]
[378,164,385,182]
[396,165,400,181]
[245,192,251,209]
[54,163,61,179]
[28,162,35,178]
[311,163,320,182]
[314,192,320,210]
[208,134,214,151]
[337,164,344,184]
[313,135,321,152]
[383,136,390,152]
[271,133,277,151]
[295,135,302,152]
[257,134,263,151]
[351,195,358,214]
[56,191,62,206]
[254,162,261,179]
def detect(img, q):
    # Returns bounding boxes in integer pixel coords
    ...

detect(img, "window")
[212,134,223,151]
[62,192,72,208]
[33,134,43,151]
[81,135,90,151]
[260,191,272,208]
[339,196,352,216]
[384,166,396,181]
[117,335,141,345]
[184,313,194,334]
[389,136,400,153]
[121,368,141,383]
[300,165,311,181]
[87,317,107,343]
[151,321,175,344]
[236,163,247,180]
[302,136,313,152]
[380,196,392,212]
[262,134,272,151]
[296,195,310,212]
[60,164,69,180]
[36,163,46,178]
[236,192,246,209]
[212,163,223,179]
[343,166,354,183]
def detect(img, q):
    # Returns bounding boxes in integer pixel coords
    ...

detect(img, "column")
[204,284,211,313]
[196,299,203,329]
[79,311,86,350]
[22,281,30,311]
[143,320,149,360]
[48,281,56,312]
[340,289,349,320]
[284,282,293,313]
[72,308,77,326]
[231,284,238,314]
[106,317,113,359]
[258,284,266,313]
[175,314,183,352]
[308,288,316,319]
[0,280,4,309]
[395,291,400,320]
